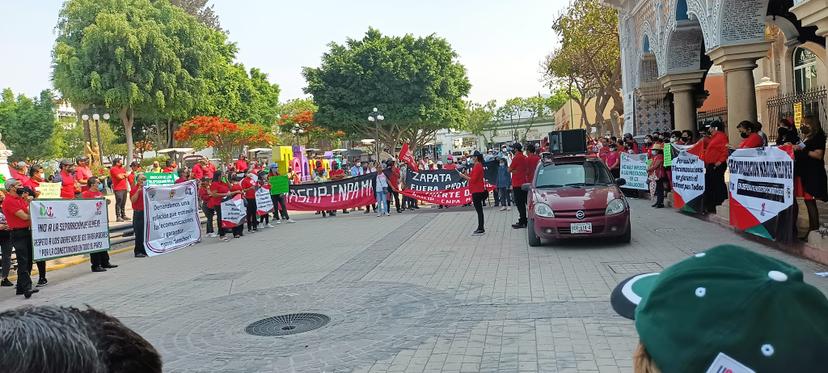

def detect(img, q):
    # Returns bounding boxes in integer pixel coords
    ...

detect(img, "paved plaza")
[1,200,827,373]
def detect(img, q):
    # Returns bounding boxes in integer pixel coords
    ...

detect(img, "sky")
[0,0,567,105]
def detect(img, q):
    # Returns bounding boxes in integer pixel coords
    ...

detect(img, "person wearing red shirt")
[459,151,487,235]
[329,162,350,215]
[109,158,129,222]
[605,143,621,179]
[509,143,529,228]
[161,160,175,173]
[235,154,249,174]
[229,177,245,238]
[198,178,216,237]
[2,179,37,298]
[241,172,259,233]
[130,173,148,257]
[24,164,44,197]
[208,171,234,241]
[525,144,541,184]
[205,162,216,179]
[269,165,294,224]
[58,160,79,199]
[9,161,30,187]
[127,161,141,191]
[175,169,190,184]
[703,121,729,213]
[737,120,764,149]
[385,160,402,213]
[75,157,93,192]
[192,159,205,180]
[256,171,274,228]
[81,177,117,272]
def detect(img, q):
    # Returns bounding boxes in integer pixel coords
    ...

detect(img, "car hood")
[532,185,622,210]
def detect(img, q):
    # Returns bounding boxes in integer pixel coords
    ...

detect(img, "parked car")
[525,154,631,246]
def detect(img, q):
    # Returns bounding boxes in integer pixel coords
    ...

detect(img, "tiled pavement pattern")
[1,200,827,372]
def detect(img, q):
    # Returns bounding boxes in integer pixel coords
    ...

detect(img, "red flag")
[399,143,418,172]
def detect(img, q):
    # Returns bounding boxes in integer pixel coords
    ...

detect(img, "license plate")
[570,222,593,234]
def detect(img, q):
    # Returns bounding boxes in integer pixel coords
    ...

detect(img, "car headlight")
[534,203,554,218]
[606,198,626,216]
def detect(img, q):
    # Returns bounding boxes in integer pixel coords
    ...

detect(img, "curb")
[8,245,134,282]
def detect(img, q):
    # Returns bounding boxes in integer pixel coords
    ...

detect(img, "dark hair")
[754,121,763,131]
[779,118,793,128]
[112,158,122,166]
[803,115,824,137]
[178,168,189,177]
[526,143,537,153]
[212,170,223,182]
[474,153,484,163]
[165,160,172,167]
[671,131,681,138]
[28,164,43,178]
[737,120,755,132]
[87,176,98,188]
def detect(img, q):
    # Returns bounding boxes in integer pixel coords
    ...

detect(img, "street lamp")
[368,108,384,159]
[82,110,109,165]
[290,125,305,145]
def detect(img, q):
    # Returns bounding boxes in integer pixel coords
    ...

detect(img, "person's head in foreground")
[611,245,828,373]
[0,305,161,373]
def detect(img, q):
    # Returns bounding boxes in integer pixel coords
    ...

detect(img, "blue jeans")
[375,190,389,214]
[498,187,511,206]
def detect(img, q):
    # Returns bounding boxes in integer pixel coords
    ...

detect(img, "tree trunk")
[166,119,175,148]
[120,107,135,165]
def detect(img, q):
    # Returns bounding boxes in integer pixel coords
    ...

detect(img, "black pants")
[203,204,215,234]
[271,194,290,219]
[114,190,128,219]
[215,206,227,237]
[513,187,528,225]
[133,211,146,256]
[704,163,728,212]
[654,177,666,206]
[10,229,32,292]
[472,192,487,231]
[246,198,258,231]
[90,251,110,269]
[0,231,11,279]
[390,189,401,212]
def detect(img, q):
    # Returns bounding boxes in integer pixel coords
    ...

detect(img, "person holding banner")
[241,172,259,233]
[267,165,294,224]
[703,121,729,213]
[776,118,800,146]
[3,179,37,298]
[228,175,246,237]
[208,171,234,241]
[375,168,390,217]
[130,174,148,257]
[175,169,190,184]
[648,143,666,208]
[794,116,828,236]
[458,151,487,235]
[736,121,763,149]
[82,177,117,272]
[385,160,402,214]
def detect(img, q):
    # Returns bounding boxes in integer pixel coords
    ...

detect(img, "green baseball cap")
[610,245,828,372]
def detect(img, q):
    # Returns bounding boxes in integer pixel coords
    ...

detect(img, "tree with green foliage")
[545,0,622,135]
[0,89,59,162]
[53,0,231,163]
[462,100,497,146]
[168,0,222,31]
[303,28,471,151]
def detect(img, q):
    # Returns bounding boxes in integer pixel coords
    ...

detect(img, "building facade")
[605,0,828,145]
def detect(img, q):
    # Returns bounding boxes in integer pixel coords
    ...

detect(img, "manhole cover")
[245,313,330,336]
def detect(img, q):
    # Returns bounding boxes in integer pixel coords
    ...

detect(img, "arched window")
[675,0,689,20]
[793,47,819,93]
[642,35,650,53]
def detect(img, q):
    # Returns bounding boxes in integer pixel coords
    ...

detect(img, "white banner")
[620,153,649,190]
[727,147,794,225]
[221,195,246,228]
[144,180,201,256]
[255,187,273,215]
[31,199,110,261]
[671,149,705,204]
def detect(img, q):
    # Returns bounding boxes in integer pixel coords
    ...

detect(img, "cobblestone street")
[1,199,826,373]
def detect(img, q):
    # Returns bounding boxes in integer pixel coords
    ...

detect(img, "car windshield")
[534,162,613,188]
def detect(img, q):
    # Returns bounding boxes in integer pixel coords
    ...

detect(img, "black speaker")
[548,129,587,155]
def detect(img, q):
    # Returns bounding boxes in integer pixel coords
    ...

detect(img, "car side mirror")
[615,178,626,187]
[521,183,532,192]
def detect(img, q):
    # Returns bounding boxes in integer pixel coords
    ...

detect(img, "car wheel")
[619,224,631,244]
[527,219,541,247]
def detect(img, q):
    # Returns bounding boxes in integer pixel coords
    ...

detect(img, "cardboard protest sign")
[269,175,289,194]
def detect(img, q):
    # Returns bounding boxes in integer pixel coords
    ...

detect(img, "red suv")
[525,155,631,246]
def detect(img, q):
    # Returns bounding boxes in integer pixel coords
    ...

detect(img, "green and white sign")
[144,172,175,186]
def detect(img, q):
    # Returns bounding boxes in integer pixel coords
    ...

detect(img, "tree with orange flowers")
[174,116,277,161]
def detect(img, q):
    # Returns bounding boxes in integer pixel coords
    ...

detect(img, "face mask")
[97,183,104,191]
[651,150,658,156]
[778,127,788,135]
[670,137,677,142]
[740,132,749,139]
[627,149,633,154]
[609,148,616,152]
[644,140,651,144]
[802,126,811,135]
[681,137,689,142]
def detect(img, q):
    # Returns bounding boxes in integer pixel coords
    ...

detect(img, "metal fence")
[697,107,728,132]
[766,87,828,141]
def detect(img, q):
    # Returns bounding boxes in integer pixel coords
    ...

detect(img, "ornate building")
[605,0,828,145]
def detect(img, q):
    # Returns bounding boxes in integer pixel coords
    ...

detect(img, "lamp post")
[81,114,92,151]
[291,125,305,146]
[367,108,384,159]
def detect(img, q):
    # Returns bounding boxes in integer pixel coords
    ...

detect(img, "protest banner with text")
[287,172,376,211]
[36,182,61,198]
[620,153,649,190]
[255,187,274,215]
[671,143,705,213]
[31,199,110,261]
[143,180,201,256]
[144,172,176,186]
[221,195,246,228]
[727,146,795,241]
[401,161,497,206]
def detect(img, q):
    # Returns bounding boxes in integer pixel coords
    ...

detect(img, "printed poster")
[31,198,110,261]
[143,180,201,256]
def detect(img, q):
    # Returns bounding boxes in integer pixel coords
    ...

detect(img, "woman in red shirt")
[58,160,79,199]
[130,174,148,257]
[240,173,259,233]
[208,171,235,241]
[737,120,764,149]
[459,151,487,235]
[82,177,117,272]
[229,176,245,238]
[703,121,729,213]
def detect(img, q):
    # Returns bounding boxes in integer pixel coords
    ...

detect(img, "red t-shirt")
[235,160,249,172]
[205,164,216,179]
[110,166,128,191]
[175,177,188,184]
[192,164,204,180]
[10,168,30,186]
[130,188,144,211]
[198,186,210,202]
[60,170,76,199]
[605,151,620,170]
[81,190,102,199]
[128,172,137,190]
[24,178,40,191]
[704,132,729,165]
[241,177,257,199]
[329,169,345,180]
[443,163,457,171]
[75,166,93,192]
[510,153,527,187]
[525,154,540,183]
[739,133,763,149]
[208,181,230,208]
[469,163,485,193]
[2,195,29,229]
[162,166,174,173]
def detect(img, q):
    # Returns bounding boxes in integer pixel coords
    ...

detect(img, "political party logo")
[68,203,79,218]
[38,203,54,219]
[169,189,177,199]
